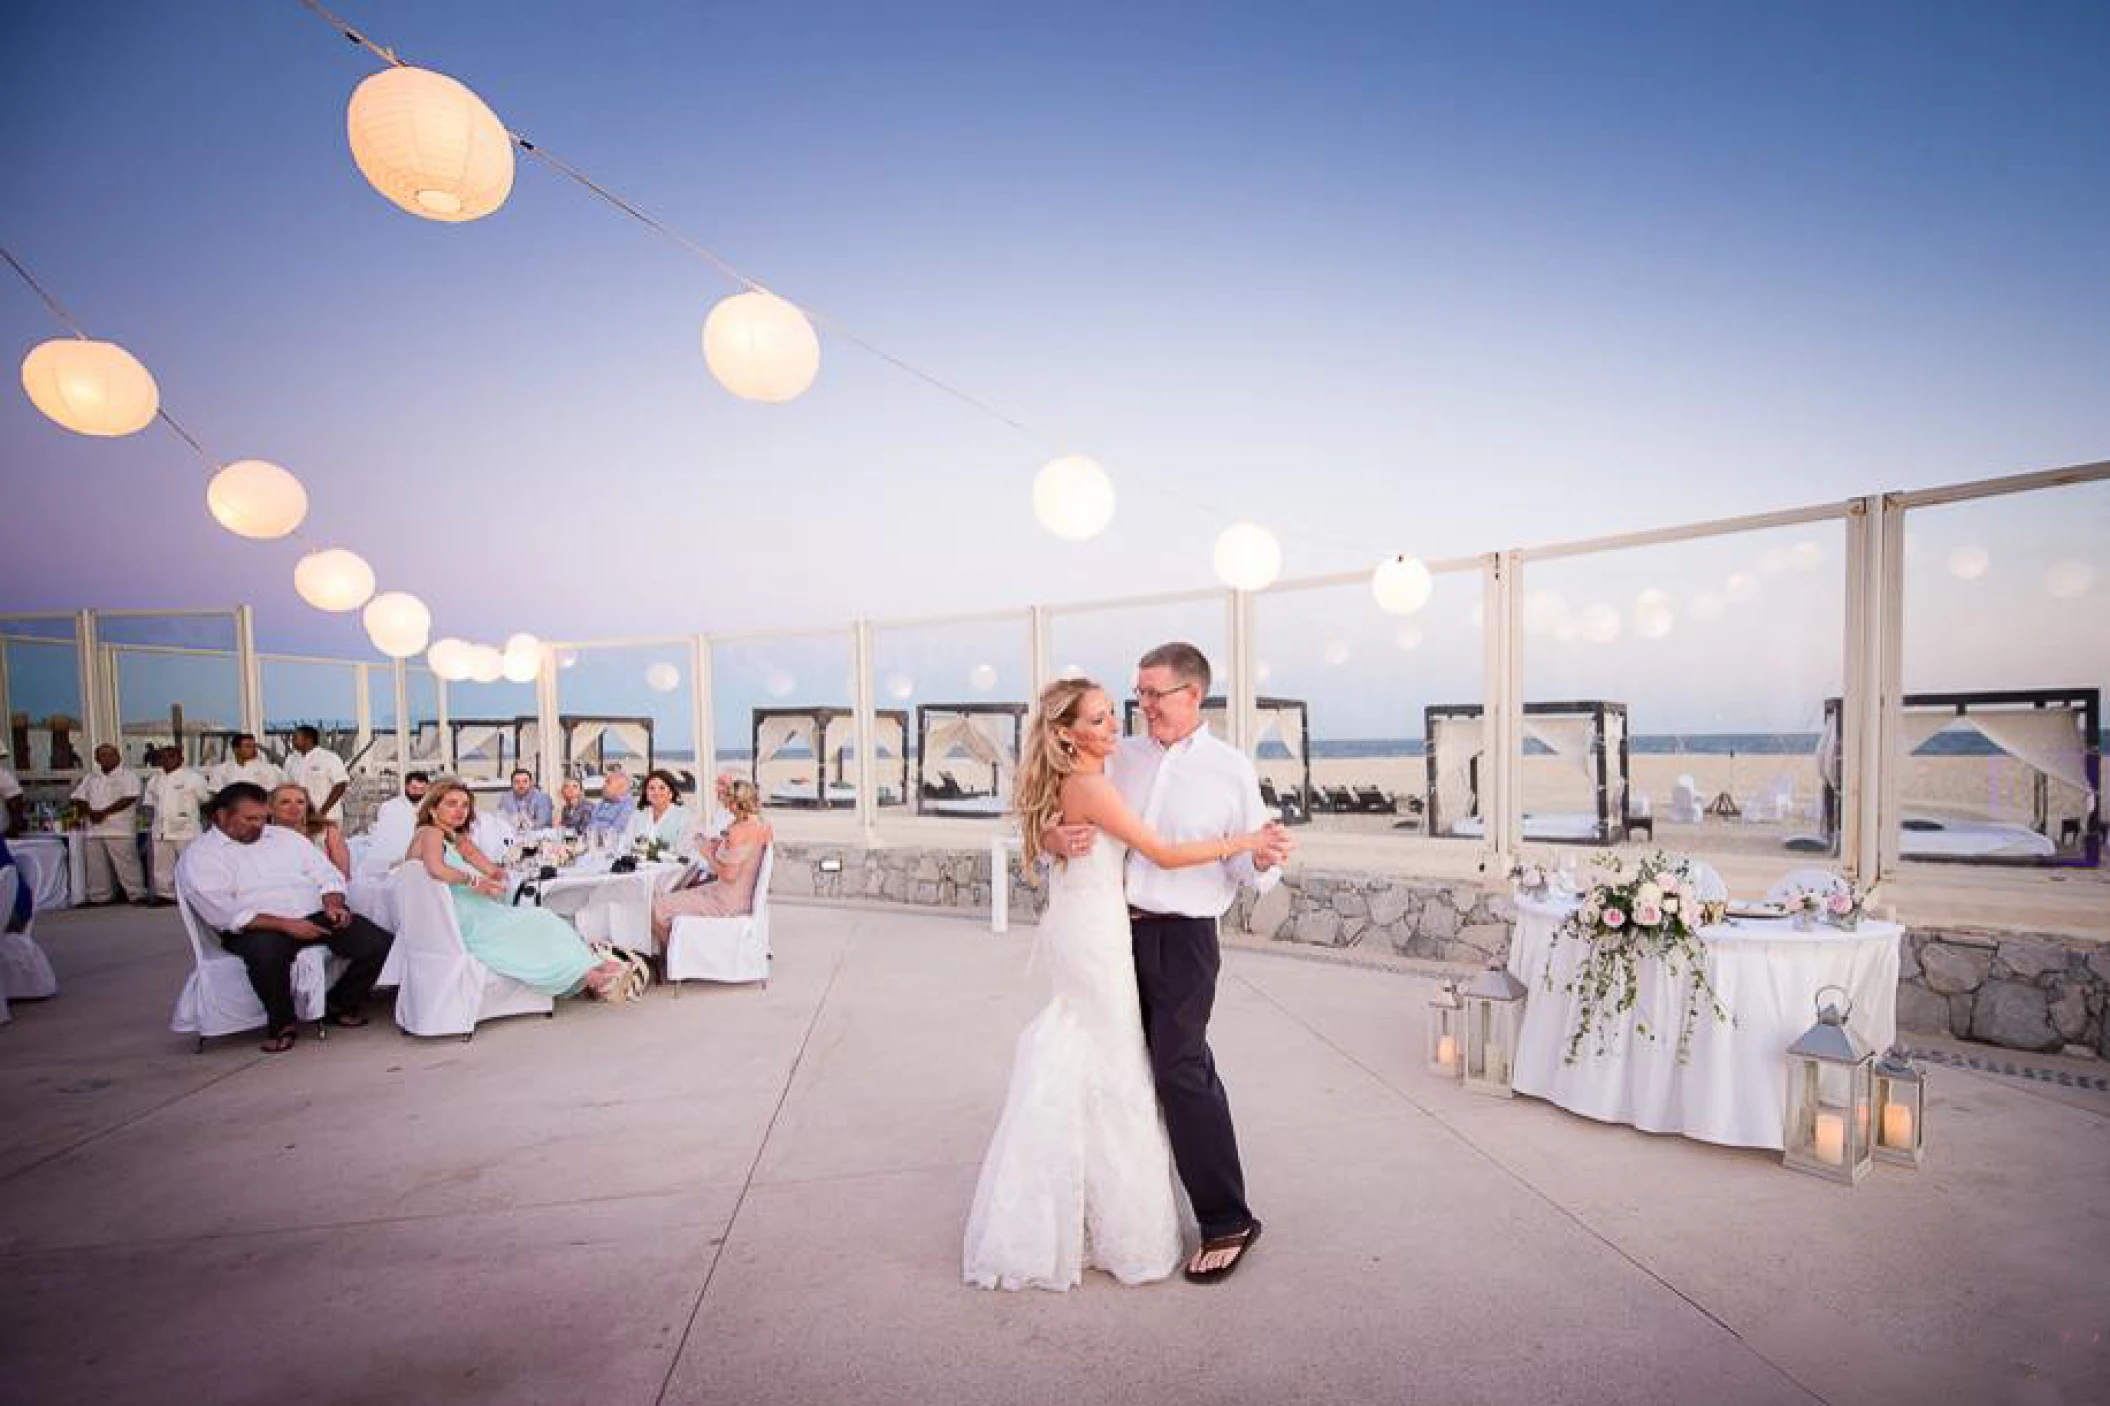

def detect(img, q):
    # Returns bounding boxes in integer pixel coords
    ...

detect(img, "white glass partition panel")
[260,658,362,769]
[1,616,85,778]
[407,666,443,767]
[441,678,537,784]
[98,613,242,770]
[1046,595,1231,727]
[1516,520,1847,862]
[1251,570,1482,838]
[553,643,697,794]
[873,616,1031,818]
[712,633,858,814]
[1898,480,2107,872]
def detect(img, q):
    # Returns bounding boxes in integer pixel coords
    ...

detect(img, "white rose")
[1636,881,1663,907]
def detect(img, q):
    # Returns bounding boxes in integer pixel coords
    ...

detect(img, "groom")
[1046,641,1294,1282]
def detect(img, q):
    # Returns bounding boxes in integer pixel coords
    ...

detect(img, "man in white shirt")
[359,770,430,877]
[1043,641,1293,1284]
[178,781,393,1051]
[0,742,24,836]
[211,733,285,794]
[143,746,213,902]
[285,726,350,821]
[700,770,740,841]
[70,744,150,904]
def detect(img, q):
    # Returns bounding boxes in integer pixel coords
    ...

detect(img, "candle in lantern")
[1437,1035,1458,1070]
[1813,1111,1846,1166]
[1881,1101,1914,1150]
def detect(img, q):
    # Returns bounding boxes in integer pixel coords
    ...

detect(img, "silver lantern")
[1426,980,1464,1080]
[1872,1045,1926,1169]
[1460,963,1529,1097]
[1782,984,1875,1185]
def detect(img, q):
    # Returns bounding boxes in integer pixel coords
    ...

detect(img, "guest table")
[523,857,685,955]
[1505,893,1902,1150]
[11,834,85,911]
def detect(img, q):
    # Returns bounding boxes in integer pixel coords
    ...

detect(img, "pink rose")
[1827,891,1853,915]
[1602,907,1626,929]
[1635,903,1662,926]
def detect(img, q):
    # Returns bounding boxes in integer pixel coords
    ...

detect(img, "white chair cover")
[666,846,774,987]
[0,866,58,1001]
[1668,775,1704,825]
[169,881,333,1041]
[1684,859,1729,902]
[388,866,553,1038]
[1767,868,1848,904]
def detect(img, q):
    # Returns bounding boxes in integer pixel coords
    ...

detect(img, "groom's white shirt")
[1111,725,1280,919]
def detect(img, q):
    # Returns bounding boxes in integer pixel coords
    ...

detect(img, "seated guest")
[0,741,25,836]
[651,780,772,945]
[700,770,741,841]
[626,769,693,849]
[406,780,635,1001]
[285,724,350,821]
[360,771,430,877]
[498,767,554,830]
[211,733,285,793]
[178,782,394,1052]
[557,777,592,834]
[269,783,352,879]
[586,770,636,838]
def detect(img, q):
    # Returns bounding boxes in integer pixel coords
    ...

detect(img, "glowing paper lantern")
[20,338,160,436]
[969,663,998,693]
[1633,597,1676,641]
[1522,589,1570,637]
[346,66,514,222]
[1254,661,1274,684]
[1724,571,1761,603]
[1032,455,1116,541]
[502,634,542,683]
[1212,522,1282,592]
[293,548,376,613]
[702,290,820,403]
[886,673,915,701]
[645,662,681,694]
[427,637,473,681]
[2044,560,2094,599]
[465,644,504,683]
[207,460,308,540]
[1371,555,1434,616]
[1579,603,1623,644]
[1945,545,1990,581]
[1395,624,1425,651]
[363,591,431,659]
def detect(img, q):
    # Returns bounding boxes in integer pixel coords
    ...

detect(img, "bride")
[963,676,1272,1292]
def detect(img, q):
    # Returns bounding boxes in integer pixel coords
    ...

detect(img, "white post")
[535,651,562,793]
[1486,552,1519,876]
[1027,605,1049,703]
[852,621,877,843]
[437,678,454,773]
[1227,588,1254,752]
[235,605,262,740]
[353,662,373,761]
[1841,496,1885,885]
[1873,495,1907,879]
[77,609,108,751]
[690,634,713,800]
[393,658,411,779]
[991,831,1009,934]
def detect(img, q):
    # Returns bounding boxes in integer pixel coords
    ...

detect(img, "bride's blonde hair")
[1013,676,1102,880]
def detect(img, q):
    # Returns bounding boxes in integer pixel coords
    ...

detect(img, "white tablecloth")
[527,859,683,955]
[1506,893,1902,1150]
[11,835,81,911]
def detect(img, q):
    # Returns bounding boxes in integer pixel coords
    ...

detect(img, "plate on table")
[1725,902,1785,921]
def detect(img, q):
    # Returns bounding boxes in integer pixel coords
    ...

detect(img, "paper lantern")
[1522,589,1570,637]
[1633,598,1676,641]
[1254,660,1274,684]
[701,290,820,403]
[293,548,376,613]
[207,460,308,540]
[1032,455,1116,541]
[1370,555,1433,616]
[1724,571,1761,603]
[2044,560,2094,599]
[502,635,542,683]
[363,591,431,659]
[885,672,915,701]
[347,66,514,222]
[426,637,473,681]
[969,663,998,693]
[20,338,159,436]
[1212,522,1282,592]
[1945,545,1990,581]
[645,662,681,694]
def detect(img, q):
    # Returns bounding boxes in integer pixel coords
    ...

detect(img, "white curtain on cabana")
[455,725,503,760]
[755,716,814,767]
[1250,706,1305,760]
[924,716,1007,771]
[1521,716,1597,779]
[1960,710,2094,797]
[1432,714,1486,827]
[1898,712,1958,757]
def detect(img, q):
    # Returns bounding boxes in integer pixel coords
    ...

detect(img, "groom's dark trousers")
[1131,909,1252,1240]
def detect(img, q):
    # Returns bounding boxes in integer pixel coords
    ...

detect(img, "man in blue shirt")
[586,770,635,837]
[498,767,554,830]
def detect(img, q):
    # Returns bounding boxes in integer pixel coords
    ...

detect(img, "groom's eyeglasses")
[1133,683,1196,705]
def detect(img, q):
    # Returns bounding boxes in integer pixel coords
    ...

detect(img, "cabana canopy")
[752,706,908,808]
[562,714,655,782]
[916,702,1026,816]
[1819,689,2101,866]
[1423,701,1631,844]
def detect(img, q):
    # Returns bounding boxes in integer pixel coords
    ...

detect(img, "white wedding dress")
[963,834,1184,1291]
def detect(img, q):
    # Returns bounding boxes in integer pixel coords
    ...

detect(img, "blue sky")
[2,1,2106,738]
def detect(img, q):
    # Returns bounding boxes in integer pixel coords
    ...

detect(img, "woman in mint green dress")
[408,781,634,1000]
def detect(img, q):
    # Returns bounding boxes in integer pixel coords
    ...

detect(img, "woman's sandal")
[619,950,653,1002]
[1183,1218,1263,1285]
[260,1027,298,1054]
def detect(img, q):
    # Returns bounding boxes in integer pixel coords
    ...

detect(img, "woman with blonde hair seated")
[268,782,352,879]
[650,779,771,945]
[406,779,641,1001]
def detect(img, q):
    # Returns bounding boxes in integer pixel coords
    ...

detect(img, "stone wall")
[765,845,2108,1058]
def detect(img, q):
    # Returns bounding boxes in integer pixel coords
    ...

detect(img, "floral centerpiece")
[1784,882,1865,931]
[631,835,669,864]
[1546,851,1731,1066]
[1508,859,1552,898]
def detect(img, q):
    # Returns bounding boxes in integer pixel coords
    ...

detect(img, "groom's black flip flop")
[1184,1218,1263,1285]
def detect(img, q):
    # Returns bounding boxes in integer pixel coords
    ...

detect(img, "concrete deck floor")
[1,902,2105,1406]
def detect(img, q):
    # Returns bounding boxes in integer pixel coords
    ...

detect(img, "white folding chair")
[1768,867,1848,905]
[1668,775,1704,825]
[666,846,774,990]
[389,866,553,1039]
[0,864,58,1002]
[169,878,334,1052]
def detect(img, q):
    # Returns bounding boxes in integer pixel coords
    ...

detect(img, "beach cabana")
[915,702,1026,817]
[1816,689,2101,866]
[1424,701,1631,845]
[752,707,908,809]
[562,715,655,781]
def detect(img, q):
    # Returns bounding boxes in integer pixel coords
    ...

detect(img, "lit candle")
[1813,1111,1846,1166]
[1437,1035,1457,1069]
[1881,1102,1914,1150]
[1856,1100,1870,1146]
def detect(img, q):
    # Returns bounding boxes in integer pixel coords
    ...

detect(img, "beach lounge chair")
[1353,786,1396,814]
[1668,776,1704,825]
[1324,786,1357,813]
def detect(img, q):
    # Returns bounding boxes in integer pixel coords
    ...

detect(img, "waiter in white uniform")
[211,733,285,793]
[144,746,213,901]
[70,743,150,904]
[284,725,350,821]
